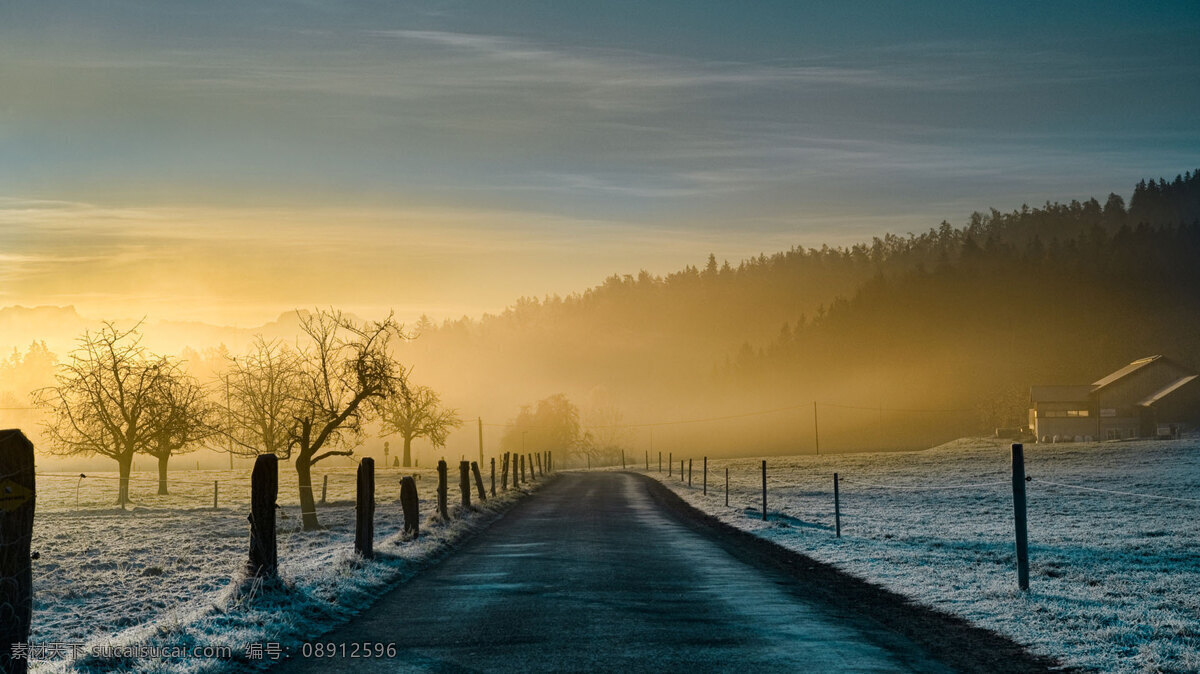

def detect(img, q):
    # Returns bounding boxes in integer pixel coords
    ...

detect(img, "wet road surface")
[273,472,954,673]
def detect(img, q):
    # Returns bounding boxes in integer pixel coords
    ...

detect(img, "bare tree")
[380,375,462,467]
[143,360,217,495]
[33,323,166,507]
[290,309,405,530]
[583,387,632,465]
[500,394,585,463]
[220,337,304,459]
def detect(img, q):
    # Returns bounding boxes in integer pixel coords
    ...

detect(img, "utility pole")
[813,401,820,455]
[225,373,234,469]
[478,417,484,466]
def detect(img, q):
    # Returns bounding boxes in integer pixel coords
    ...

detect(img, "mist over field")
[3,2,1200,672]
[5,171,1200,471]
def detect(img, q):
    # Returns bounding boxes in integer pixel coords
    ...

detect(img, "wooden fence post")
[833,473,841,538]
[1011,443,1030,591]
[490,458,496,497]
[658,451,662,472]
[761,460,767,522]
[320,474,328,504]
[536,453,544,477]
[356,457,375,559]
[520,454,526,483]
[621,449,626,469]
[472,461,487,502]
[548,450,552,473]
[436,460,448,519]
[213,480,219,509]
[247,454,278,578]
[502,452,509,491]
[460,461,472,509]
[669,452,672,476]
[688,459,692,487]
[400,475,419,538]
[725,467,729,507]
[0,429,35,674]
[645,450,649,471]
[680,459,684,482]
[703,457,707,495]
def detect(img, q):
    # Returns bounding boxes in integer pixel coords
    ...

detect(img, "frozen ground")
[26,463,532,673]
[638,438,1200,673]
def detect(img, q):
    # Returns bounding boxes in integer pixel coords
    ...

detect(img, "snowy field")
[641,438,1200,673]
[26,463,532,673]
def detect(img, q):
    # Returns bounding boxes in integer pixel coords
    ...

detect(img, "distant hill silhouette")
[406,170,1200,452]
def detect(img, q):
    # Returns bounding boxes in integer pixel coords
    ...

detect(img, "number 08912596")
[299,642,398,658]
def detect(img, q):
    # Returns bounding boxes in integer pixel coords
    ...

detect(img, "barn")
[1029,356,1200,442]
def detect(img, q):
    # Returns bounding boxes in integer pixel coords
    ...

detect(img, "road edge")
[629,471,1074,674]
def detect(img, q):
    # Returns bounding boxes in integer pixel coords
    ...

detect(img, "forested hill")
[403,171,1200,453]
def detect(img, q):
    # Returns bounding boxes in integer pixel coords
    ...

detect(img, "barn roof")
[1137,375,1200,407]
[1092,355,1164,390]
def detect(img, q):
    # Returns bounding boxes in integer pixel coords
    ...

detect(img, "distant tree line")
[401,170,1200,450]
[728,174,1200,433]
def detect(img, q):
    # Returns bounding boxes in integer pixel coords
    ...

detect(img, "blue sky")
[1,1,1198,324]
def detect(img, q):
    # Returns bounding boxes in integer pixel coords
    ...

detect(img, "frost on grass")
[27,467,533,673]
[646,438,1200,673]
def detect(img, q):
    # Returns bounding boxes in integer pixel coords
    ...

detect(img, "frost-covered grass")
[27,464,532,672]
[642,438,1200,673]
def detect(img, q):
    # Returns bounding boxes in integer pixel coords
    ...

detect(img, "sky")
[1,0,1199,326]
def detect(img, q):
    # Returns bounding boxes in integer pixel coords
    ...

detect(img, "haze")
[3,1,1198,325]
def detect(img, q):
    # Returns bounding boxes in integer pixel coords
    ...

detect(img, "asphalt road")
[273,472,955,673]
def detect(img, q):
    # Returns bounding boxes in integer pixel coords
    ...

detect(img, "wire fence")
[3,447,543,663]
[636,447,1200,594]
[30,465,446,514]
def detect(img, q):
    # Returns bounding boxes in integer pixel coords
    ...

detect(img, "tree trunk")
[296,454,321,530]
[117,452,133,508]
[403,435,413,468]
[157,454,170,495]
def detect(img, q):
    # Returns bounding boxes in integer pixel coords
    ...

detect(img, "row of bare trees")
[33,323,216,505]
[34,309,461,530]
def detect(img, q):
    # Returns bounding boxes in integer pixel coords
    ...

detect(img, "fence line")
[839,477,1009,491]
[36,473,229,488]
[646,445,1200,597]
[5,431,555,661]
[1032,478,1200,504]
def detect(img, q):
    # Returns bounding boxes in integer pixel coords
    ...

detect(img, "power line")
[816,402,975,414]
[481,399,975,430]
